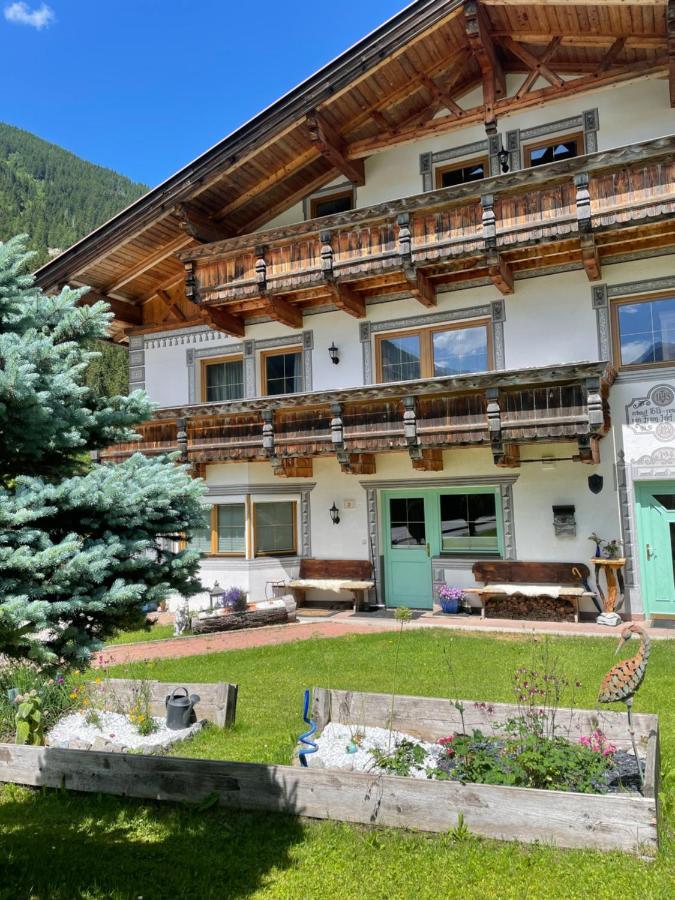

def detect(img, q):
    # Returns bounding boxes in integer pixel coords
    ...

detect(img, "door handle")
[425,542,430,557]
[646,544,652,561]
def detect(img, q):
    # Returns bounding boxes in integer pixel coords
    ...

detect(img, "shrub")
[219,587,248,612]
[0,663,74,741]
[14,691,44,745]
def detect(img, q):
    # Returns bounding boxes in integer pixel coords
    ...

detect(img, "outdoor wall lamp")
[329,501,340,525]
[328,342,340,365]
[497,145,510,174]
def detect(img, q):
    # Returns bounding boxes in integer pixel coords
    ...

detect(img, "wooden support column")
[464,0,506,130]
[262,410,275,458]
[669,1,675,107]
[176,417,188,463]
[398,213,436,307]
[175,202,233,244]
[481,195,513,294]
[486,387,519,467]
[575,173,601,281]
[306,111,365,186]
[184,261,198,303]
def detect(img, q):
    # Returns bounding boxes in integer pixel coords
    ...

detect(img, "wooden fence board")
[0,744,657,854]
[90,679,238,728]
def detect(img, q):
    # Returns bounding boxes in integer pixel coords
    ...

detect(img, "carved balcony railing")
[177,137,675,327]
[101,362,615,475]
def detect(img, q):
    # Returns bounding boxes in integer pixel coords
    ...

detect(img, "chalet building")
[36,0,675,621]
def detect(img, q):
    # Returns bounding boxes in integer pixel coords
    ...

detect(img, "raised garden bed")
[0,686,659,856]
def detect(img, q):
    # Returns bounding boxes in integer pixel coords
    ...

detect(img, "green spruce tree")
[0,236,205,665]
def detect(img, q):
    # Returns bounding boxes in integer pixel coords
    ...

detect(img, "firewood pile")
[484,593,576,622]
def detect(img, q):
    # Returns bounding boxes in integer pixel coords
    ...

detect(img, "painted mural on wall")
[626,384,675,444]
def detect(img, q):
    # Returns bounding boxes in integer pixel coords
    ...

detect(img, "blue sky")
[1,0,405,187]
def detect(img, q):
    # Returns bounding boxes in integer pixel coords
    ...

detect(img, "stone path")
[99,610,673,666]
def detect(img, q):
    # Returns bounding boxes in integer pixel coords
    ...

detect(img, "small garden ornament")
[598,623,651,789]
[174,602,191,636]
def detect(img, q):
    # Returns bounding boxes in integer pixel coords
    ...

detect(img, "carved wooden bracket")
[575,173,601,281]
[273,457,314,478]
[481,195,513,294]
[411,449,444,471]
[337,452,376,475]
[398,213,436,307]
[175,202,233,244]
[306,111,365,186]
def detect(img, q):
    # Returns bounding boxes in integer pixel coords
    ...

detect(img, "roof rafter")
[501,35,564,97]
[105,234,192,294]
[306,111,365,186]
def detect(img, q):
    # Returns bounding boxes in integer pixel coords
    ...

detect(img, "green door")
[636,482,675,618]
[382,491,438,609]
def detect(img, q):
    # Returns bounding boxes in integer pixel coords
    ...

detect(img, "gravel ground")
[306,722,441,778]
[47,711,202,753]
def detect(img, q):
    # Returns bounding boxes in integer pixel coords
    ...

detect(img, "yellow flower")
[69,692,78,699]
[95,677,102,684]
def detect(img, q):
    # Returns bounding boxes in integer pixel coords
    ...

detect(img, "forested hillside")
[0,122,147,268]
[0,122,148,396]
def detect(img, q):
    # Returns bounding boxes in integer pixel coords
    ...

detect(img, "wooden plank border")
[89,679,238,728]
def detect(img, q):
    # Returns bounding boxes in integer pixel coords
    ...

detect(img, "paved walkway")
[99,609,674,666]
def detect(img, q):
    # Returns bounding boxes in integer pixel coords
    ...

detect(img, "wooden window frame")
[261,346,304,396]
[611,291,675,371]
[374,318,493,384]
[434,155,488,190]
[308,187,355,220]
[207,503,247,558]
[523,131,584,168]
[200,354,245,403]
[252,500,298,558]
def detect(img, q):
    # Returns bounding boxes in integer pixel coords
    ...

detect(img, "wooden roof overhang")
[31,1,674,340]
[175,136,675,335]
[101,361,615,473]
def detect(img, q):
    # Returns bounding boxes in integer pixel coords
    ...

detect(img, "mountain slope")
[0,122,148,268]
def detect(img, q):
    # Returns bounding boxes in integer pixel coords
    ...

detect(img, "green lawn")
[104,621,175,646]
[1,629,674,899]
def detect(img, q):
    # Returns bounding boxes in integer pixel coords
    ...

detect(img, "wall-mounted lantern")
[497,144,510,174]
[329,501,340,525]
[328,342,340,365]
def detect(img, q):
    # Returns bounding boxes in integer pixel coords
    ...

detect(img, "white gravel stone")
[305,722,442,778]
[47,711,203,753]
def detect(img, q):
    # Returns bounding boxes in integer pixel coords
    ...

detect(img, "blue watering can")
[165,686,200,730]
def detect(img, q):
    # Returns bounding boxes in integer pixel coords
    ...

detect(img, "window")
[525,133,583,168]
[435,157,487,189]
[262,348,303,395]
[191,503,246,556]
[201,356,244,402]
[440,492,499,554]
[613,294,675,368]
[375,320,491,383]
[389,497,426,547]
[309,189,354,219]
[253,501,297,556]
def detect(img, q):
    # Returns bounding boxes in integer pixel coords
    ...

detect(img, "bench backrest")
[472,560,590,586]
[299,558,372,580]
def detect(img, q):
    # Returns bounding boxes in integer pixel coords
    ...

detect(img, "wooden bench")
[466,561,595,623]
[286,559,374,612]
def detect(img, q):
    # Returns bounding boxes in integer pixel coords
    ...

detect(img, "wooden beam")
[486,250,514,295]
[306,112,365,186]
[598,37,627,73]
[237,170,337,235]
[105,235,192,293]
[327,282,366,318]
[175,202,233,244]
[501,36,564,90]
[261,295,303,329]
[346,61,667,158]
[495,443,520,468]
[201,306,245,338]
[411,449,444,472]
[78,290,143,326]
[273,457,314,478]
[669,0,675,106]
[156,288,187,323]
[464,0,506,129]
[404,268,436,308]
[338,453,376,475]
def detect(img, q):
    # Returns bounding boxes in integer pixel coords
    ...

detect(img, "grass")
[1,629,674,899]
[104,621,175,646]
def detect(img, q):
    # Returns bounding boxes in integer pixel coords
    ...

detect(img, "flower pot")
[439,597,460,614]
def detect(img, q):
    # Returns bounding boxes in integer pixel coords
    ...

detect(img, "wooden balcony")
[176,137,675,334]
[101,362,615,475]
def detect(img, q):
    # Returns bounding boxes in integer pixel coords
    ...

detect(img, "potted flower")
[438,585,464,615]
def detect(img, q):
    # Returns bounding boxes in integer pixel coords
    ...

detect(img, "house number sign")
[626,384,675,443]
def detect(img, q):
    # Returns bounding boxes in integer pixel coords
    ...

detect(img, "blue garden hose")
[298,688,318,767]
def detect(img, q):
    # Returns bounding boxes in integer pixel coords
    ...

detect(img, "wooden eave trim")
[150,361,615,421]
[177,135,675,261]
[33,0,465,290]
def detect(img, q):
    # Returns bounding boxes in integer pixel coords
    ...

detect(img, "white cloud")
[4,2,55,29]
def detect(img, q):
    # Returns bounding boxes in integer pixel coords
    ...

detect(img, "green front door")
[636,482,675,618]
[382,491,437,609]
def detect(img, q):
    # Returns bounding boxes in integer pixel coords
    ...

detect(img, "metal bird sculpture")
[598,623,651,789]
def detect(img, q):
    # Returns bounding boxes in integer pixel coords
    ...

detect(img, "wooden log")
[191,607,288,635]
[0,740,658,854]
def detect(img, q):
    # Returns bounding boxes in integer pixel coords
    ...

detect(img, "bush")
[219,587,247,613]
[0,664,75,742]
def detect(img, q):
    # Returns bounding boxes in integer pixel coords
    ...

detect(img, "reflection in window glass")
[389,498,426,547]
[440,493,498,553]
[617,297,675,366]
[380,335,422,383]
[265,351,303,395]
[528,139,579,167]
[205,359,244,402]
[433,325,488,376]
[254,501,296,555]
[440,161,485,188]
